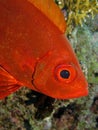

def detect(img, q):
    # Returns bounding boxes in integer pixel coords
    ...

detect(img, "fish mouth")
[59,87,88,99]
[69,88,88,99]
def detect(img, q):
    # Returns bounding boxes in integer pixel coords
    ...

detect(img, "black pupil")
[60,70,70,79]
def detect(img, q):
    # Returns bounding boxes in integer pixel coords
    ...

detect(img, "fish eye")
[60,70,70,79]
[54,64,76,83]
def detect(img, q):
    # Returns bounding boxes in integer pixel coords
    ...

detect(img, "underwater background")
[0,0,98,130]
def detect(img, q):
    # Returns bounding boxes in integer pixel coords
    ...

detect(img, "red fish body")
[0,0,88,99]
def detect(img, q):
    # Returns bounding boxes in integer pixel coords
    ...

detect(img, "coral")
[55,0,98,34]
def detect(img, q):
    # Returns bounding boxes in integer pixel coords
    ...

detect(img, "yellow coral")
[55,0,98,34]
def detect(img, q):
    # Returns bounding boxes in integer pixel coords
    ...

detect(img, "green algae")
[70,14,98,84]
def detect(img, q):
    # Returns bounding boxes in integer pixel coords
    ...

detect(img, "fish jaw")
[33,72,88,99]
[49,75,88,99]
[54,80,88,99]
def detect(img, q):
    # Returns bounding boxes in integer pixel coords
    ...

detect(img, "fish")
[0,0,88,99]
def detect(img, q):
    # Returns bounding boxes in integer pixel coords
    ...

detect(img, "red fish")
[0,0,88,99]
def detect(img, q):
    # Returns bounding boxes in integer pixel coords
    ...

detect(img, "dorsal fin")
[28,0,66,33]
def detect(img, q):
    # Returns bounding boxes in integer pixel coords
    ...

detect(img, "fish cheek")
[32,60,60,96]
[32,62,73,98]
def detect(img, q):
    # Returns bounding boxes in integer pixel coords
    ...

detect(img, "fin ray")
[0,66,21,99]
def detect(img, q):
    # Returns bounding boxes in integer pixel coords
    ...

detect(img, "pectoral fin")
[0,66,21,99]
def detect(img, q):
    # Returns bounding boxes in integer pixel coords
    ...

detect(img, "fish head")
[32,35,88,99]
